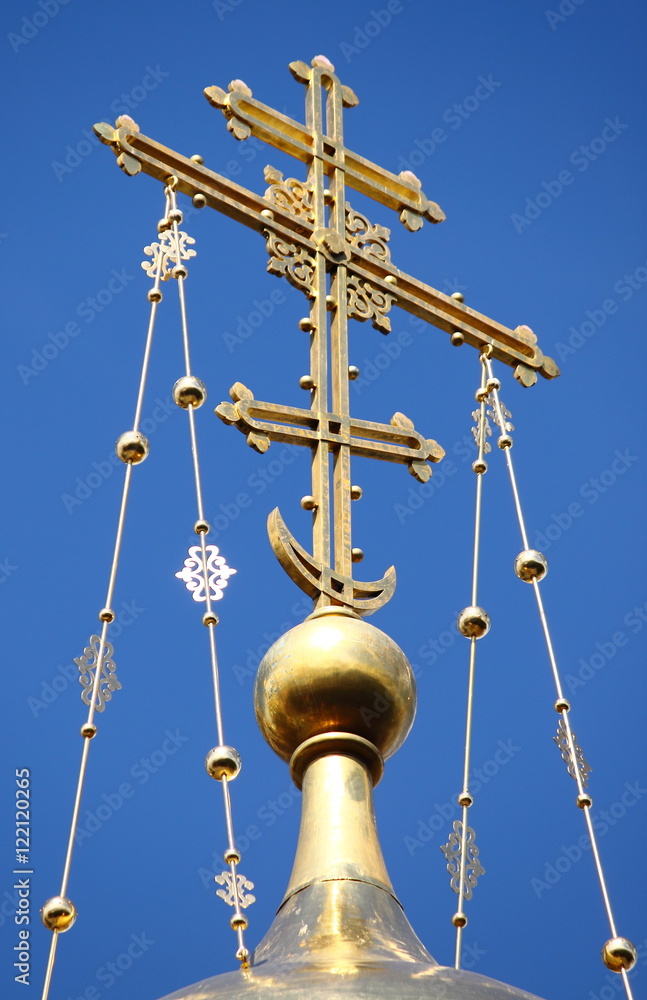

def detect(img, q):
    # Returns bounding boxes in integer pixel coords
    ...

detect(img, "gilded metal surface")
[75,635,120,712]
[554,717,592,786]
[253,610,415,762]
[283,753,393,898]
[94,57,560,614]
[440,821,485,901]
[156,750,544,998]
[175,545,236,602]
[94,84,559,382]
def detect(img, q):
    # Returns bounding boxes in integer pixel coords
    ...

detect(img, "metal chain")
[484,356,636,998]
[166,180,252,967]
[39,194,166,1000]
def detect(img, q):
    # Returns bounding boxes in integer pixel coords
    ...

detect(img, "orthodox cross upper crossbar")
[94,55,559,615]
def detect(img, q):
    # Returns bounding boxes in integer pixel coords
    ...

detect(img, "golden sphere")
[230,913,248,930]
[452,912,467,928]
[457,791,473,807]
[450,331,465,346]
[194,519,210,534]
[80,722,97,739]
[254,608,416,762]
[203,611,219,627]
[514,549,548,583]
[173,375,207,409]
[173,264,188,279]
[474,387,488,403]
[554,697,571,713]
[190,154,204,165]
[98,607,114,622]
[192,193,207,208]
[299,375,315,390]
[350,485,363,500]
[115,430,149,464]
[498,434,513,449]
[601,937,637,972]
[168,208,183,224]
[472,459,487,475]
[300,495,317,511]
[457,606,490,639]
[348,365,360,380]
[41,896,77,932]
[577,792,593,809]
[205,745,241,781]
[451,292,465,303]
[351,547,364,563]
[147,288,163,302]
[298,317,315,332]
[224,847,241,864]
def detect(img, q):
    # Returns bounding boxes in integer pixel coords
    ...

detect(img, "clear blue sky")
[2,2,646,999]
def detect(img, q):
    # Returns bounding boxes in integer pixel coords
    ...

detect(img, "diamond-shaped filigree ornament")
[487,399,514,433]
[75,635,121,712]
[440,820,485,901]
[554,717,592,787]
[175,545,237,602]
[471,408,492,453]
[141,229,196,281]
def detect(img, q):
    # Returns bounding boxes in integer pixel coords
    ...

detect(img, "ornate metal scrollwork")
[346,275,395,333]
[75,635,121,713]
[265,231,316,297]
[440,820,485,901]
[142,229,196,281]
[345,204,391,263]
[215,871,256,909]
[264,165,314,223]
[175,545,237,602]
[554,717,592,786]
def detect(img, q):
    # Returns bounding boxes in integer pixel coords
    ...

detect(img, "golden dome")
[254,607,416,763]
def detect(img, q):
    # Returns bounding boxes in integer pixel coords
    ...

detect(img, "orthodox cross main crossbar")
[95,55,559,615]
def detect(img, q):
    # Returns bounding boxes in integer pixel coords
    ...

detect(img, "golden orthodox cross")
[94,55,559,615]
